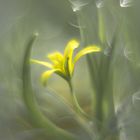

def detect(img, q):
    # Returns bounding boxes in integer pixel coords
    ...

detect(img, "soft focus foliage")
[0,0,140,140]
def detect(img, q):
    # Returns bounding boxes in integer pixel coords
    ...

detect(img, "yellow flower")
[31,40,101,86]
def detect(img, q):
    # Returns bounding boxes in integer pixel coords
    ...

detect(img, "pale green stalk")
[73,2,120,139]
[68,79,90,119]
[22,33,77,140]
[67,79,96,140]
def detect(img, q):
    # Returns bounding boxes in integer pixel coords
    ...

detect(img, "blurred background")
[0,0,140,140]
[0,0,92,140]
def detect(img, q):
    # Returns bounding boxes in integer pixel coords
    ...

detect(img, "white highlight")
[132,90,140,109]
[120,0,133,7]
[124,47,133,61]
[132,91,140,102]
[69,0,89,12]
[96,0,104,8]
[104,47,112,56]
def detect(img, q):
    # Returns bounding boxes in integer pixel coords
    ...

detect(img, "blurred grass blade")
[98,9,106,45]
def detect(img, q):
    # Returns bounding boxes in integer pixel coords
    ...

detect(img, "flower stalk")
[68,79,89,119]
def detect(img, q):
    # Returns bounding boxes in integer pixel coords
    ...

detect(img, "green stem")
[68,80,98,140]
[68,80,90,119]
[98,9,106,44]
[22,33,77,140]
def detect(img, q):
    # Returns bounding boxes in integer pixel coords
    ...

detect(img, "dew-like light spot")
[96,0,104,8]
[104,47,112,56]
[124,47,140,67]
[120,0,133,7]
[124,47,133,61]
[69,0,89,12]
[132,90,140,110]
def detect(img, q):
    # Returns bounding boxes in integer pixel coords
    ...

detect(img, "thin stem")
[68,80,89,119]
[68,80,97,140]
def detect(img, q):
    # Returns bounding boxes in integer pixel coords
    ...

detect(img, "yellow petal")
[74,45,101,64]
[47,52,63,63]
[47,52,64,70]
[30,59,53,68]
[64,40,79,58]
[41,69,59,86]
[64,40,79,75]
